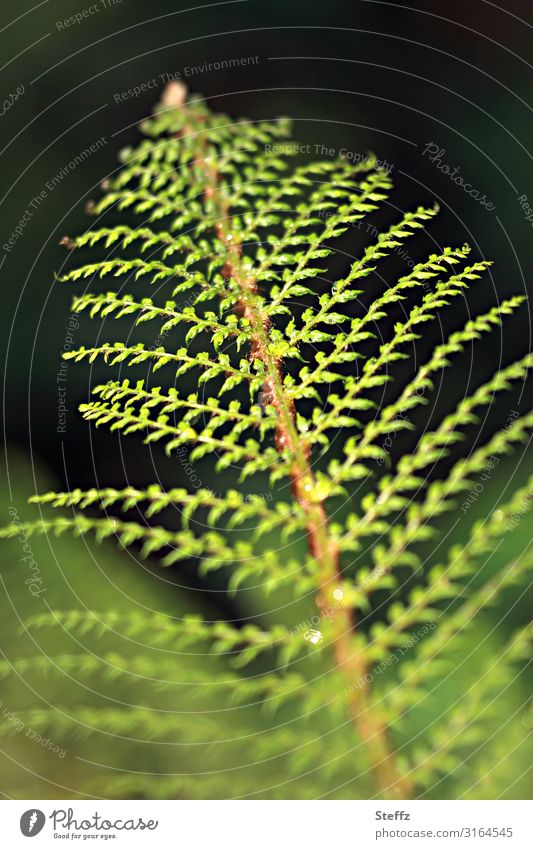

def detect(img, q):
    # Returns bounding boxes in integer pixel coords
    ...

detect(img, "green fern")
[2,83,531,800]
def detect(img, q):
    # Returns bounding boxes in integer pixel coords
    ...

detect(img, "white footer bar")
[1,799,531,848]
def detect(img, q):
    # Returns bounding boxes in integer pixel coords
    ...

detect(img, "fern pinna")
[2,82,532,800]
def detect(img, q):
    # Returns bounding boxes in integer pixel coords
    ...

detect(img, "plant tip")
[161,80,188,109]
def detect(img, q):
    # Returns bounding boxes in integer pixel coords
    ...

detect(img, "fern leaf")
[406,623,531,787]
[4,84,531,801]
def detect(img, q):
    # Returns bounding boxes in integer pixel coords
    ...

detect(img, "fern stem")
[180,98,411,799]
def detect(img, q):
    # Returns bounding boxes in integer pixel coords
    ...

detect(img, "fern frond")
[30,485,303,533]
[406,622,531,787]
[365,477,533,665]
[329,297,526,480]
[2,510,321,598]
[282,206,439,349]
[0,513,303,585]
[313,259,491,455]
[5,85,531,801]
[0,706,218,743]
[339,361,532,566]
[68,224,190,257]
[382,546,533,722]
[294,244,477,398]
[357,410,533,596]
[0,652,308,687]
[64,341,263,395]
[1,643,339,720]
[60,256,196,286]
[77,384,281,473]
[69,291,250,346]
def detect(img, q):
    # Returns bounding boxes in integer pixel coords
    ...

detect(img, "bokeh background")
[0,0,531,799]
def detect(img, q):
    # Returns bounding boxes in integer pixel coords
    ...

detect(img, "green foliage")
[1,88,531,800]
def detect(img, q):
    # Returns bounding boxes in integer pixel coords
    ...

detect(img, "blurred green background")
[0,0,531,799]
